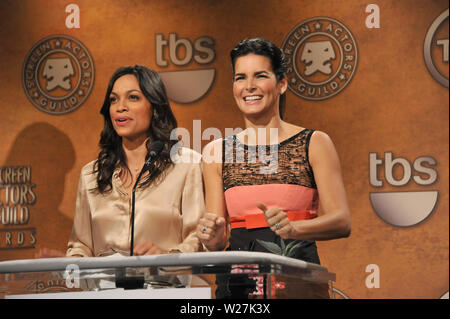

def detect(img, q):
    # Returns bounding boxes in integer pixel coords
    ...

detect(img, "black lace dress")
[216,129,327,298]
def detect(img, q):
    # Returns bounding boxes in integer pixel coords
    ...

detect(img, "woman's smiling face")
[232,53,287,119]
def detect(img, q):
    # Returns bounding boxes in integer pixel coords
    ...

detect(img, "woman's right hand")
[196,212,227,251]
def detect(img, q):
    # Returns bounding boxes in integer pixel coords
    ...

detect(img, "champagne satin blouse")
[66,147,205,257]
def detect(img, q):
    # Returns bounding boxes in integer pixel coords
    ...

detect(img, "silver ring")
[275,223,281,230]
[202,226,207,233]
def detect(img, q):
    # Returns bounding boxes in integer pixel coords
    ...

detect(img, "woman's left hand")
[257,202,296,239]
[133,242,167,255]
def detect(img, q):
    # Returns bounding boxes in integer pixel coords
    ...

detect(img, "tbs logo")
[369,152,438,227]
[155,33,215,104]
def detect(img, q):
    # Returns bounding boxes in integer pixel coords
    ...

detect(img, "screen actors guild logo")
[282,17,358,101]
[301,41,336,76]
[424,9,449,88]
[22,35,95,114]
[42,58,75,91]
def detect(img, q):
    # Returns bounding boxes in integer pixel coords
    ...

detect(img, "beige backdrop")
[0,0,448,299]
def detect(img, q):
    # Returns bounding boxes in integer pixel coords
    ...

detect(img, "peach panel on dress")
[224,184,319,218]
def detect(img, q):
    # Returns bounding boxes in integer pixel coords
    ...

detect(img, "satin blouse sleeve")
[169,160,205,253]
[66,170,94,257]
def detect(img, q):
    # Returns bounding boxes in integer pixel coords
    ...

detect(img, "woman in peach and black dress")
[197,38,351,298]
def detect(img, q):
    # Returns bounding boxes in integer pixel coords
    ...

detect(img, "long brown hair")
[94,65,178,193]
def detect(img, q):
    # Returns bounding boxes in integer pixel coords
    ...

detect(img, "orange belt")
[230,211,315,230]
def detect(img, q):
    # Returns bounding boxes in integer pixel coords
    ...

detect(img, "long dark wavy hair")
[94,65,178,193]
[230,37,288,119]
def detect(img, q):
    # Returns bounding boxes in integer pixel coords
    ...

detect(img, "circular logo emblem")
[282,17,358,101]
[424,9,449,88]
[22,35,95,114]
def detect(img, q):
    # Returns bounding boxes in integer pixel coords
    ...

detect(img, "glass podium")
[0,251,335,299]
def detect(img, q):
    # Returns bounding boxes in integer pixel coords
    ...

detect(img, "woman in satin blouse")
[36,65,205,258]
